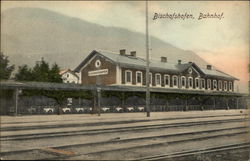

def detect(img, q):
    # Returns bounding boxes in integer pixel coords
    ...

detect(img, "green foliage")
[15,58,62,83]
[49,63,62,83]
[0,52,15,80]
[15,65,33,81]
[32,58,50,82]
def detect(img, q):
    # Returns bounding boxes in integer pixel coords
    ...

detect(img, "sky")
[1,1,249,92]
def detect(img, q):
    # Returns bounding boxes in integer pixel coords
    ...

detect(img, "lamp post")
[145,0,150,117]
[96,68,101,116]
[97,87,101,116]
[14,88,22,116]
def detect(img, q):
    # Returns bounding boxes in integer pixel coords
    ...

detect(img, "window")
[213,80,217,90]
[95,60,101,68]
[181,76,186,88]
[218,80,222,90]
[136,71,142,85]
[229,82,232,91]
[188,77,193,88]
[207,79,211,90]
[224,81,227,91]
[201,79,205,89]
[172,76,178,87]
[67,74,69,78]
[125,70,132,84]
[195,78,200,89]
[164,75,170,87]
[149,73,152,86]
[155,74,161,86]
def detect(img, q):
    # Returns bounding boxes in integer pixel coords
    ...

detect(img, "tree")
[15,65,33,81]
[49,63,63,83]
[0,52,15,80]
[15,57,63,83]
[32,57,50,82]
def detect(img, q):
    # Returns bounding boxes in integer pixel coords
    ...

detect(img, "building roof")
[74,50,238,80]
[0,80,245,96]
[59,69,79,78]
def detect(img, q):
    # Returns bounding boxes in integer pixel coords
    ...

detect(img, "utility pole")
[97,87,101,116]
[96,67,101,116]
[145,0,150,117]
[15,88,19,116]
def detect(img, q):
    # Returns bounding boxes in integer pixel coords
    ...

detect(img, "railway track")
[134,142,250,161]
[1,117,248,141]
[1,125,249,160]
[1,112,249,160]
[1,113,247,131]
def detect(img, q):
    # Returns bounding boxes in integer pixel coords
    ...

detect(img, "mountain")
[1,7,210,71]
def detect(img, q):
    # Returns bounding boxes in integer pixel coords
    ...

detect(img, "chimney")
[207,65,212,70]
[161,57,167,62]
[119,49,126,56]
[130,51,136,57]
[178,60,181,64]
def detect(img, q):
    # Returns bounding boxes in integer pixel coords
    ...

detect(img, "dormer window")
[155,73,161,87]
[125,70,132,84]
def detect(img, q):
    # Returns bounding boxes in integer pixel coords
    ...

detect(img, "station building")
[74,49,238,93]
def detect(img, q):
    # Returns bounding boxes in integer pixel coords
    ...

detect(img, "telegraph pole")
[96,74,101,116]
[145,0,150,117]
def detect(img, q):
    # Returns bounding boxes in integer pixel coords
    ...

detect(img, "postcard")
[1,1,249,160]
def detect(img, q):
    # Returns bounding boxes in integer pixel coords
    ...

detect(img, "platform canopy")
[1,80,247,97]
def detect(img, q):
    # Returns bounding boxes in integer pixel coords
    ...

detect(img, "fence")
[1,93,247,115]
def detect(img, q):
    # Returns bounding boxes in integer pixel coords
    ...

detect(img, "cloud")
[197,47,249,82]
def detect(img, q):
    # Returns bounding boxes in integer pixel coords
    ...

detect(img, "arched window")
[218,80,222,91]
[136,71,142,85]
[224,81,227,91]
[200,79,205,89]
[188,77,193,89]
[213,80,217,90]
[229,82,232,91]
[181,76,186,88]
[149,73,152,86]
[155,73,161,87]
[125,70,132,84]
[164,75,170,87]
[172,75,178,88]
[207,79,211,90]
[195,78,200,89]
